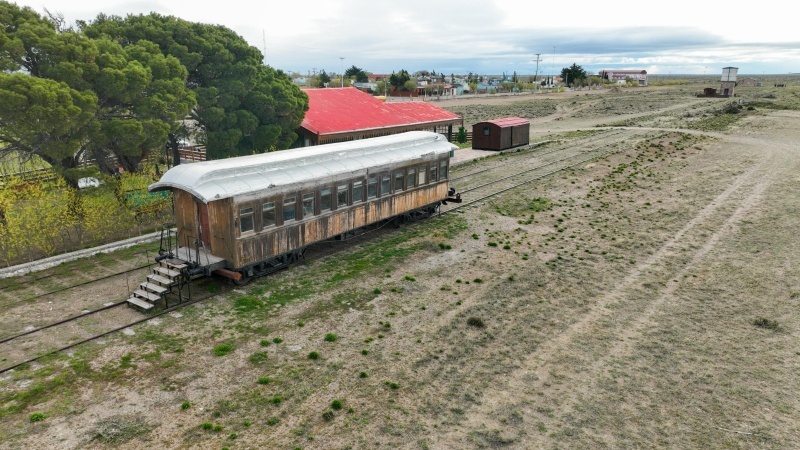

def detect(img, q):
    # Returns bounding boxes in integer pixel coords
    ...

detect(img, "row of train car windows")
[238,160,449,234]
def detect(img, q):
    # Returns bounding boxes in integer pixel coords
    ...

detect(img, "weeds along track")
[449,130,627,182]
[443,129,650,211]
[0,284,224,374]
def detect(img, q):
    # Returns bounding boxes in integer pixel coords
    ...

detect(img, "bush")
[456,126,468,144]
[331,399,343,410]
[322,410,335,422]
[308,351,320,360]
[213,343,234,356]
[29,412,45,422]
[753,317,779,331]
[257,376,271,385]
[181,401,191,410]
[467,317,486,328]
[249,351,269,365]
[324,333,338,342]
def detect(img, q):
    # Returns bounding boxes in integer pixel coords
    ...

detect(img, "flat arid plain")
[1,77,799,449]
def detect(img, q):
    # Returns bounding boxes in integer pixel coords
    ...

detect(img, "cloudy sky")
[9,0,800,76]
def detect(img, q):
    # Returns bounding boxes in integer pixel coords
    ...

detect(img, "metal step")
[154,266,181,279]
[133,289,161,303]
[127,296,154,311]
[163,258,188,271]
[140,282,168,295]
[147,274,175,286]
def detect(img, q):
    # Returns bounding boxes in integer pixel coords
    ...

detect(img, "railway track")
[0,129,654,375]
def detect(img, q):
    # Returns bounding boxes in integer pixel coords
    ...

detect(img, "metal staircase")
[126,224,193,312]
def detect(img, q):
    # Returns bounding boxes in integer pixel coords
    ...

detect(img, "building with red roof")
[296,87,463,146]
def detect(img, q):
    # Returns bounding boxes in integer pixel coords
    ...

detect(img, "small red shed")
[472,117,530,151]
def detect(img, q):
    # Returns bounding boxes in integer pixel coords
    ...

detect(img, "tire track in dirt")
[533,147,781,433]
[436,139,779,440]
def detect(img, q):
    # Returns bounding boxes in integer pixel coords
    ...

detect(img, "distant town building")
[599,69,648,86]
[738,77,759,87]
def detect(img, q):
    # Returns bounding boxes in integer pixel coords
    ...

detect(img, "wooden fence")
[178,146,207,162]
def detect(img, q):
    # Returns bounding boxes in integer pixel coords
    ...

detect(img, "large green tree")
[560,63,588,87]
[317,69,331,88]
[389,69,411,91]
[344,65,368,83]
[82,13,308,159]
[0,2,195,175]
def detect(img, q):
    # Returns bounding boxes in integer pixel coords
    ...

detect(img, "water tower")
[720,67,738,97]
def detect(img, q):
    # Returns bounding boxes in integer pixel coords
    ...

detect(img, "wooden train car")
[147,131,460,284]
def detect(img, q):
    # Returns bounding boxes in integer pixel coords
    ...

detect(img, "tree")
[82,13,308,159]
[344,65,368,83]
[0,3,195,176]
[0,74,96,168]
[389,70,411,92]
[318,70,331,87]
[560,63,587,87]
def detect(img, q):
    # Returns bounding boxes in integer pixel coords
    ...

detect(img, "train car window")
[406,168,416,189]
[239,207,254,234]
[429,164,438,182]
[302,193,314,218]
[352,180,364,203]
[393,171,404,191]
[418,165,427,185]
[367,177,378,199]
[320,188,332,212]
[336,184,348,207]
[381,175,391,196]
[283,197,296,222]
[483,126,490,136]
[262,202,276,228]
[439,160,448,179]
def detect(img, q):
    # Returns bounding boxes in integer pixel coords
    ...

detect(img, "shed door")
[197,201,211,249]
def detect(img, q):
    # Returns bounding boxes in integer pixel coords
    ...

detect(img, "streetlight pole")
[339,57,345,87]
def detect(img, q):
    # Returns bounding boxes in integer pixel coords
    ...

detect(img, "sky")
[8,0,800,77]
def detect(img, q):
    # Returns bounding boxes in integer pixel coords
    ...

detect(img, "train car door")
[197,200,211,249]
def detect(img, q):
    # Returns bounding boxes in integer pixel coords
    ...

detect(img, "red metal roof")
[300,87,462,136]
[483,117,530,127]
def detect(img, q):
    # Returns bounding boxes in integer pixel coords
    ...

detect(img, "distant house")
[738,77,758,87]
[296,87,463,146]
[476,83,498,93]
[352,82,378,92]
[599,69,648,86]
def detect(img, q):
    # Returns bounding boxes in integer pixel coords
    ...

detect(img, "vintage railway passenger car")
[148,131,459,282]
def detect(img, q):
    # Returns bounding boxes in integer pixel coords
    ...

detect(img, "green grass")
[688,110,745,131]
[213,343,235,357]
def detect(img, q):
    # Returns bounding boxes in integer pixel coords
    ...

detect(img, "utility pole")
[339,57,345,87]
[532,53,542,86]
[532,53,542,105]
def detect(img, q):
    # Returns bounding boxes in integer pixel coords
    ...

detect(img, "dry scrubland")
[2,77,800,449]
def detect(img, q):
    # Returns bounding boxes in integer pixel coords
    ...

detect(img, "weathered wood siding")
[173,190,198,250]
[229,182,448,269]
[208,198,234,262]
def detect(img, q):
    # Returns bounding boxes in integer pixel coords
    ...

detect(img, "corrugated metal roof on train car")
[149,131,455,203]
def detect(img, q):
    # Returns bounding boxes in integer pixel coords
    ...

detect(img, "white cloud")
[7,0,800,74]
